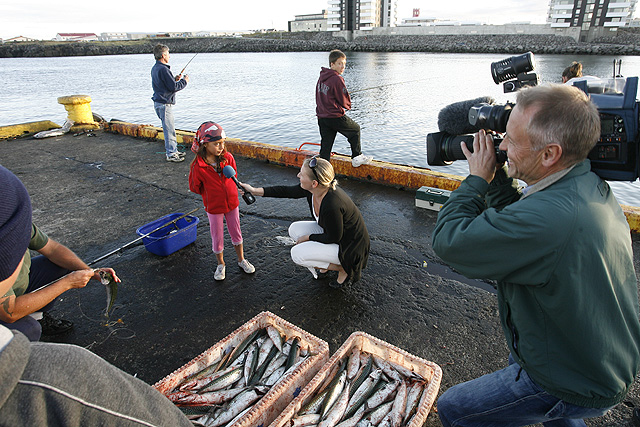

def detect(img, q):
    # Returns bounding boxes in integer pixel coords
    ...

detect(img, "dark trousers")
[0,256,69,341]
[317,115,362,161]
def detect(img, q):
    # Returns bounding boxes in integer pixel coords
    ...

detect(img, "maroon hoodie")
[315,67,351,118]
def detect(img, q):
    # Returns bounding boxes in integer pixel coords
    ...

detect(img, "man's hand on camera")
[461,129,498,184]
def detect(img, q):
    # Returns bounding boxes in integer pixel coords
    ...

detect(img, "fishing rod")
[88,208,199,266]
[31,208,200,294]
[175,53,198,80]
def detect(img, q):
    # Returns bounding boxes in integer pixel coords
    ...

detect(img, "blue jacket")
[433,160,640,408]
[151,61,187,104]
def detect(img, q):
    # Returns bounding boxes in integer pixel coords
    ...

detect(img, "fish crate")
[136,212,199,256]
[269,331,443,427]
[153,311,330,427]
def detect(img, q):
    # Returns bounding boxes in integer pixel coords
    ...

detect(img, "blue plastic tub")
[136,213,199,256]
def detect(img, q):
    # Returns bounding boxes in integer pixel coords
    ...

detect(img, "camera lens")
[491,52,535,84]
[468,102,513,134]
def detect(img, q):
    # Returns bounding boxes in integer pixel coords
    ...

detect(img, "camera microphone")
[222,165,256,205]
[437,96,495,135]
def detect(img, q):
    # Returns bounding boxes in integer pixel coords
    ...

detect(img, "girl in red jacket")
[189,122,255,281]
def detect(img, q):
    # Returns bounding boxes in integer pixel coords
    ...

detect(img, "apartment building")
[548,0,637,30]
[327,0,398,31]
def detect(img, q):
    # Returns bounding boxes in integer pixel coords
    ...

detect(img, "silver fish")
[319,383,350,427]
[99,270,118,315]
[267,324,284,352]
[203,388,261,427]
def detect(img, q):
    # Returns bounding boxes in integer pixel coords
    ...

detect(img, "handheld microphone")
[437,96,495,135]
[222,165,256,205]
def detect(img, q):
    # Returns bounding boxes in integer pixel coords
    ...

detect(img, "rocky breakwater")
[1,30,639,57]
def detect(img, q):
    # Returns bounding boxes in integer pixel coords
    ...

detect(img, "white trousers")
[288,221,340,278]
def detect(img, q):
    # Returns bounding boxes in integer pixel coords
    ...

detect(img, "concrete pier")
[1,129,639,426]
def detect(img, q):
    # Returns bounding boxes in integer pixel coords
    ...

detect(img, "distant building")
[2,35,39,42]
[100,32,128,41]
[55,33,99,42]
[327,0,398,31]
[548,0,638,36]
[289,10,328,31]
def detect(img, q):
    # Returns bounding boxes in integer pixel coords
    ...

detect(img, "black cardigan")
[262,184,370,281]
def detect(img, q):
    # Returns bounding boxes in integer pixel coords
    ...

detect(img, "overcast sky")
[0,0,635,41]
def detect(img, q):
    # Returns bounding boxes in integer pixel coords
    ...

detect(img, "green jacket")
[433,160,640,408]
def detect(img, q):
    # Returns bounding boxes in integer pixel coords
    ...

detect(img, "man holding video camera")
[433,83,640,426]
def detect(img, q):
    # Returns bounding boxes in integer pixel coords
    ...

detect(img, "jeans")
[154,102,178,156]
[317,115,362,160]
[438,355,612,427]
[0,256,69,341]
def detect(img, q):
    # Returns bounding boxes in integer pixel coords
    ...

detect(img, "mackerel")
[365,380,399,410]
[344,369,382,419]
[320,369,347,419]
[202,388,261,427]
[199,367,243,393]
[346,347,361,380]
[388,380,407,427]
[319,383,350,427]
[403,381,424,424]
[179,365,239,391]
[291,413,321,427]
[267,325,284,352]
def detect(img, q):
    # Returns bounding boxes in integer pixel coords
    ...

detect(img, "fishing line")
[350,77,431,94]
[76,297,136,349]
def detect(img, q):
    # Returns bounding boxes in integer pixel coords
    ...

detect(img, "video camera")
[426,52,640,182]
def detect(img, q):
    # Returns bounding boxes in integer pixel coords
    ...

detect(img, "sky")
[0,0,635,41]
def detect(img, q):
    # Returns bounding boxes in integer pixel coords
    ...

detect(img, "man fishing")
[151,43,190,163]
[0,164,192,426]
[0,165,120,341]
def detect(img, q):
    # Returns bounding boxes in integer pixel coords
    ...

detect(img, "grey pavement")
[2,130,639,426]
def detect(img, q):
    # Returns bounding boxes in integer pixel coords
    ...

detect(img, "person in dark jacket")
[316,49,373,167]
[0,164,192,426]
[432,83,640,426]
[241,156,369,288]
[151,44,189,163]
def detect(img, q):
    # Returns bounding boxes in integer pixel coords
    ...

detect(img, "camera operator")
[432,83,640,426]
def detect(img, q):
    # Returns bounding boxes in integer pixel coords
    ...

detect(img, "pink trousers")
[207,208,243,254]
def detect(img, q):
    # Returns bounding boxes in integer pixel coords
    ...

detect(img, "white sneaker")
[238,259,255,274]
[166,153,185,162]
[214,264,226,281]
[352,154,373,167]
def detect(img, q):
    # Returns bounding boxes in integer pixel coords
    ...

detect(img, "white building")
[55,33,99,42]
[327,0,398,31]
[289,10,328,31]
[548,0,638,29]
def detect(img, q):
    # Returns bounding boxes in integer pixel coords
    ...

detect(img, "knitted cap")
[0,165,32,281]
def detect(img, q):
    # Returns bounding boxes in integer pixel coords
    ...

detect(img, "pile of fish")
[165,325,311,427]
[288,348,431,427]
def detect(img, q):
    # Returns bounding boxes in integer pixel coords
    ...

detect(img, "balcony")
[606,11,630,17]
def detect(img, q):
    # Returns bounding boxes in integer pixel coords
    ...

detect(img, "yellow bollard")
[57,95,100,131]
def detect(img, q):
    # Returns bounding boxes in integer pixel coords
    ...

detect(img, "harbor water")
[2,51,640,205]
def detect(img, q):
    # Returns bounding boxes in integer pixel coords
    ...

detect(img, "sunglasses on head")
[309,156,320,180]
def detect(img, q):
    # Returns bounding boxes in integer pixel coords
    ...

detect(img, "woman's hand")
[239,182,264,196]
[296,235,310,245]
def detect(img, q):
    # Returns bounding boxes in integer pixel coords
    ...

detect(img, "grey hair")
[515,83,600,166]
[153,44,169,60]
[303,157,338,190]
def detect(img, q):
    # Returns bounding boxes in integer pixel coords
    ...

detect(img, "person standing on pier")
[151,43,189,163]
[432,84,640,426]
[316,49,373,167]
